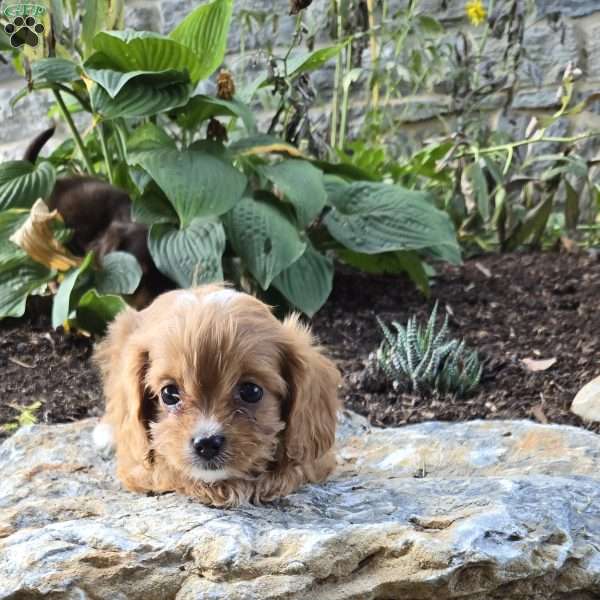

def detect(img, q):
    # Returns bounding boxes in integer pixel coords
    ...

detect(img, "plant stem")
[52,87,95,174]
[97,121,113,183]
[54,83,92,112]
[366,0,379,108]
[382,0,419,112]
[330,0,343,149]
[114,119,129,164]
[339,43,353,150]
[268,14,302,135]
[459,132,600,158]
[471,0,495,91]
[283,14,303,67]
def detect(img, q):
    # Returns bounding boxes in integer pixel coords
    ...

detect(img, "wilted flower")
[216,69,235,100]
[465,0,487,26]
[9,199,81,271]
[206,118,228,142]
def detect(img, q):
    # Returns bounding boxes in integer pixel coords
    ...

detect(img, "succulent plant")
[375,302,482,397]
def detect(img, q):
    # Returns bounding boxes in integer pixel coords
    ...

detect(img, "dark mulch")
[313,250,600,433]
[0,306,101,441]
[1,251,599,440]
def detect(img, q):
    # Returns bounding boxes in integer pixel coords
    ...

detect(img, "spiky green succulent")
[375,302,482,397]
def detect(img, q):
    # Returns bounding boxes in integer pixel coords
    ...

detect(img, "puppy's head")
[96,286,340,487]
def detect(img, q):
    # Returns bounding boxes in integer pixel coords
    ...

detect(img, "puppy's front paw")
[93,422,115,458]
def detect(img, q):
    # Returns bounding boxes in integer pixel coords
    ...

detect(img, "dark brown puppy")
[24,128,174,306]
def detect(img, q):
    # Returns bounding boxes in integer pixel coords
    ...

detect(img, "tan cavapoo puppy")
[93,284,341,507]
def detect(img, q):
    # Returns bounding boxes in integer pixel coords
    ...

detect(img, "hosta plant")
[375,303,482,397]
[0,0,462,331]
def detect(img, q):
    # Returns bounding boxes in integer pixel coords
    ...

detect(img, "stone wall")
[1,0,600,160]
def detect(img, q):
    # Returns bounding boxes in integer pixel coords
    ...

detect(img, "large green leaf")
[0,27,12,51]
[127,123,176,166]
[174,95,256,133]
[137,148,246,226]
[91,31,203,82]
[149,219,225,287]
[51,253,94,328]
[248,45,345,97]
[75,289,127,334]
[313,159,377,182]
[223,194,306,289]
[85,65,189,99]
[90,80,191,119]
[272,244,333,316]
[564,180,579,231]
[287,45,346,78]
[0,256,53,319]
[462,162,490,220]
[504,196,553,252]
[95,251,142,295]
[132,185,179,226]
[324,182,461,264]
[81,0,124,57]
[0,161,56,210]
[336,249,430,295]
[169,0,233,82]
[259,159,326,228]
[0,209,29,261]
[32,57,80,83]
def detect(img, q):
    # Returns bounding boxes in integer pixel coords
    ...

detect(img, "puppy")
[93,285,341,507]
[24,128,174,306]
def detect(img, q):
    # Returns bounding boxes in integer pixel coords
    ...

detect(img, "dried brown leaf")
[531,403,548,424]
[475,262,492,278]
[521,357,557,372]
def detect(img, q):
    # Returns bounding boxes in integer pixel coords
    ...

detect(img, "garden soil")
[1,250,599,440]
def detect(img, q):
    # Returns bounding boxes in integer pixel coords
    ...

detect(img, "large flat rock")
[1,412,600,599]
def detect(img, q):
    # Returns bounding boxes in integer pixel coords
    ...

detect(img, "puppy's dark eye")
[237,382,263,404]
[160,384,181,406]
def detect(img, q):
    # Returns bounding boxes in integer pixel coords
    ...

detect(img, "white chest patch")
[92,422,115,457]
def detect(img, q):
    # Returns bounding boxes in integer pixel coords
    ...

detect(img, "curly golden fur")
[94,285,341,507]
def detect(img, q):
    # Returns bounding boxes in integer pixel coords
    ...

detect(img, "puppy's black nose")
[193,435,225,460]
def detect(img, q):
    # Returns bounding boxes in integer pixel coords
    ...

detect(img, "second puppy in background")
[24,127,173,307]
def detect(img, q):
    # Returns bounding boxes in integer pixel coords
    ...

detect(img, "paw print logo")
[4,15,44,48]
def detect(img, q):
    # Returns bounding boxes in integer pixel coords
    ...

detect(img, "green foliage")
[0,0,462,329]
[1,401,43,433]
[320,0,599,254]
[375,303,482,397]
[0,161,56,210]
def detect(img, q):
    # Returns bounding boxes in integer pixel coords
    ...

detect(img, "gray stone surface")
[125,4,162,31]
[0,85,53,146]
[519,20,581,86]
[535,0,600,19]
[2,412,600,599]
[160,0,196,33]
[584,23,600,80]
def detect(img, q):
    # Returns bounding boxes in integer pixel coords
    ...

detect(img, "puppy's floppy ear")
[94,308,157,485]
[280,315,341,464]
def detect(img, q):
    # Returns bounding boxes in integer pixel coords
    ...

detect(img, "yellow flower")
[465,0,487,26]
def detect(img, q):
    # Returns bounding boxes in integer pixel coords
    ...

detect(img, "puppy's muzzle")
[192,434,225,461]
